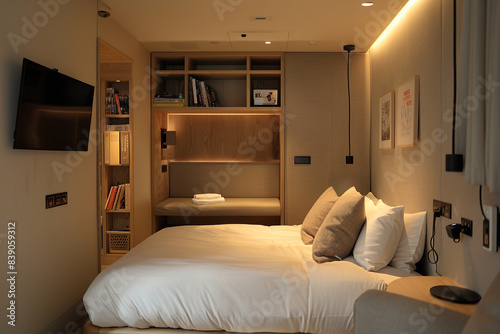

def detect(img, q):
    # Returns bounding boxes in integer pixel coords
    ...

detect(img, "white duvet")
[84,224,394,333]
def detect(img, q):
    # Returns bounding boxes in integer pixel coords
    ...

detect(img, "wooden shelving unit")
[151,52,284,230]
[99,40,134,269]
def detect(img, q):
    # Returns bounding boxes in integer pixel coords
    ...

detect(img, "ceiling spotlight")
[265,41,271,44]
[362,2,374,6]
[98,2,111,17]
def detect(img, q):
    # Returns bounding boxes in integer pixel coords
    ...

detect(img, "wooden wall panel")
[169,115,280,162]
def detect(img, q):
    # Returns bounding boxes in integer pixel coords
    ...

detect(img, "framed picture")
[395,75,419,147]
[379,90,394,150]
[253,89,278,106]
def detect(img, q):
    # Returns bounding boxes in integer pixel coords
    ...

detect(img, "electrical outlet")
[461,218,473,237]
[483,205,498,252]
[46,192,68,209]
[433,199,452,219]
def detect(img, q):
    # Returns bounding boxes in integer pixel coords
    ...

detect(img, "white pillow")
[354,199,404,271]
[365,192,380,205]
[390,211,427,272]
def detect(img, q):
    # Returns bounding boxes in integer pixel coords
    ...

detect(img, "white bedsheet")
[84,224,406,333]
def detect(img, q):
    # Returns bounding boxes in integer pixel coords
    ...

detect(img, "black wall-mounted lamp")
[161,129,176,149]
[344,44,355,165]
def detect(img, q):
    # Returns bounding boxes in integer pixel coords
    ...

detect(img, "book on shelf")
[105,185,118,210]
[104,131,110,165]
[106,124,129,131]
[153,94,185,107]
[113,184,124,210]
[108,131,121,165]
[114,93,122,115]
[105,183,130,211]
[120,131,130,165]
[190,77,199,106]
[188,76,218,107]
[104,131,130,165]
[105,87,129,115]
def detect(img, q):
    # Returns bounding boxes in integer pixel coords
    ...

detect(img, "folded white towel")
[192,197,225,205]
[193,193,222,200]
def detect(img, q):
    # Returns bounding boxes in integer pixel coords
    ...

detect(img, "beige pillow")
[312,186,366,263]
[300,187,339,245]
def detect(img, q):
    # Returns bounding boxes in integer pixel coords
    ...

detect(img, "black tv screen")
[13,58,95,151]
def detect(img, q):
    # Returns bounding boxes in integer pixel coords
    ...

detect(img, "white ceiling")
[100,0,409,53]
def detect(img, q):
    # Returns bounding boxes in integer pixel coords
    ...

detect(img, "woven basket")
[107,231,130,253]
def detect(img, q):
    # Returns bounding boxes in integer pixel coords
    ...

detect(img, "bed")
[84,187,426,334]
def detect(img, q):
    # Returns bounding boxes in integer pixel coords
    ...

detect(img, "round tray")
[430,285,481,304]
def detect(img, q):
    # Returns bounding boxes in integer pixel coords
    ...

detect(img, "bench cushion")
[155,198,281,217]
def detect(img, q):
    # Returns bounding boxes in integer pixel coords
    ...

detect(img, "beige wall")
[369,0,500,295]
[0,0,98,333]
[285,53,370,226]
[98,17,152,246]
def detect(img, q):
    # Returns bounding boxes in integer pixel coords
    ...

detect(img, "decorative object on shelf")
[253,89,278,106]
[379,90,395,150]
[343,44,355,164]
[395,74,419,147]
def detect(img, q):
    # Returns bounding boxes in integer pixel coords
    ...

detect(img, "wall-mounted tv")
[13,58,95,151]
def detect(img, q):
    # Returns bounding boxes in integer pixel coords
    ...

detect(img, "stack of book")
[153,94,185,107]
[105,183,131,211]
[105,87,129,115]
[104,130,130,165]
[188,76,218,107]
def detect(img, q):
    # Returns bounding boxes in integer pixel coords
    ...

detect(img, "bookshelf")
[151,53,284,230]
[99,40,134,269]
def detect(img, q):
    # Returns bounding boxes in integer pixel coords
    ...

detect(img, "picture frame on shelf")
[379,90,394,150]
[396,75,419,147]
[253,89,278,106]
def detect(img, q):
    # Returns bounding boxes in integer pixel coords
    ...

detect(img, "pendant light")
[445,0,463,172]
[344,44,355,164]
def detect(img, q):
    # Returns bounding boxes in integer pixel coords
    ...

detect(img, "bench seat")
[155,197,281,217]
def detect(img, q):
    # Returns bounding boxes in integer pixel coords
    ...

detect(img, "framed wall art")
[395,75,419,147]
[379,90,394,150]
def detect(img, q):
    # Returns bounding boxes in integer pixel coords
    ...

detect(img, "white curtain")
[457,0,500,192]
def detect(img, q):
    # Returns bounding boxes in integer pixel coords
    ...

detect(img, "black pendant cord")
[480,185,488,221]
[427,209,442,276]
[347,51,351,157]
[452,0,457,154]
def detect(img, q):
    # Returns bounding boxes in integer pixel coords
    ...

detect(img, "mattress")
[84,224,413,334]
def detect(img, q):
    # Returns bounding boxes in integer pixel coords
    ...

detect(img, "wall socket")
[461,218,473,237]
[433,199,452,219]
[483,205,498,252]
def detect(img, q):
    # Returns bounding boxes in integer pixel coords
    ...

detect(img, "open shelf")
[150,52,285,230]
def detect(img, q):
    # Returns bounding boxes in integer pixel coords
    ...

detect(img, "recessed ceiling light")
[362,2,374,6]
[265,41,271,44]
[308,41,317,46]
[116,80,121,83]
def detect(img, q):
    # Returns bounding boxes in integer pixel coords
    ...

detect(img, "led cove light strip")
[370,0,419,49]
